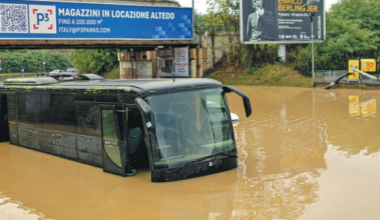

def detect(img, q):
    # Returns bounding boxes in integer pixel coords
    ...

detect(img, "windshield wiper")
[166,154,216,174]
[165,152,237,174]
[220,152,238,157]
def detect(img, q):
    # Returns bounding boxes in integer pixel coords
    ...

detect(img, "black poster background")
[241,0,325,44]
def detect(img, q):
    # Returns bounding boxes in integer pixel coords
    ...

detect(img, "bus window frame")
[99,105,128,176]
[135,89,239,182]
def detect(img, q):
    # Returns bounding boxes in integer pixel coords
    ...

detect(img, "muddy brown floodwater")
[1,86,380,220]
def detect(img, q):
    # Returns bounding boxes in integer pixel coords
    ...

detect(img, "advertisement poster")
[157,47,189,78]
[0,0,193,40]
[240,0,325,44]
[174,47,189,76]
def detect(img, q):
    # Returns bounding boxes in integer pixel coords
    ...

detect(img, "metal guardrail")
[315,70,380,83]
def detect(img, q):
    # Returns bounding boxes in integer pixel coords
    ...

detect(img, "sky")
[176,0,340,14]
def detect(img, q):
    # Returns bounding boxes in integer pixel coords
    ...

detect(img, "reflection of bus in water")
[0,75,251,182]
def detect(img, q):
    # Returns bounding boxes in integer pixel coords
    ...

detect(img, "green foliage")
[289,0,380,75]
[249,67,256,75]
[70,49,120,74]
[236,74,250,80]
[227,66,234,72]
[204,0,240,33]
[209,71,219,78]
[0,50,71,73]
[101,66,120,79]
[273,72,288,82]
[194,10,207,33]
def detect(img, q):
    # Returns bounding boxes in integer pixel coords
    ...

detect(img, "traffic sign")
[21,68,25,73]
[0,66,2,72]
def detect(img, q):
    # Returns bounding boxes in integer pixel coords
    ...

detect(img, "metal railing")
[315,70,380,83]
[315,70,348,82]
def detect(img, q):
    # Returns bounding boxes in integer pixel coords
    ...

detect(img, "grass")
[101,66,120,79]
[205,62,312,88]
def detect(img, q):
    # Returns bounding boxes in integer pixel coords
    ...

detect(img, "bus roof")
[0,77,223,95]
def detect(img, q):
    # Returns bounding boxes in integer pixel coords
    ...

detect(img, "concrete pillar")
[190,60,197,78]
[278,44,286,62]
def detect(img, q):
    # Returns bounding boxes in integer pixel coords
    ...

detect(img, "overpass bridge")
[0,0,224,78]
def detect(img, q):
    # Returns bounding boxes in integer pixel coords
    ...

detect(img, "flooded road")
[1,86,380,220]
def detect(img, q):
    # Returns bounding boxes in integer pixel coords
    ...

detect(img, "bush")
[71,49,120,74]
[0,50,71,73]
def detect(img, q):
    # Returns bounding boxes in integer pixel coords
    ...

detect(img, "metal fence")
[315,70,380,83]
[315,70,348,83]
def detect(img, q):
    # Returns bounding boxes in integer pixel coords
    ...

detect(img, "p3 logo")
[29,5,57,34]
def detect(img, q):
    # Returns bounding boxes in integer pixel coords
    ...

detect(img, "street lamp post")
[304,0,319,87]
[43,49,45,74]
[310,13,315,87]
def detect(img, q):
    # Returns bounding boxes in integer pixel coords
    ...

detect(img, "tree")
[204,0,240,33]
[203,0,279,70]
[70,49,120,74]
[0,50,71,73]
[291,0,380,75]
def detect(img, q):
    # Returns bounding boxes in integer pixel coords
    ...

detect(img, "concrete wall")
[201,32,233,70]
[119,60,153,79]
[118,31,235,79]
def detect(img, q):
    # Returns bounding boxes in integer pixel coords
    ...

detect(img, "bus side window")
[76,103,101,137]
[102,109,122,167]
[127,109,144,157]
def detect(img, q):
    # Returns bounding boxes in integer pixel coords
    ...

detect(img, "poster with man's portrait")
[240,0,325,44]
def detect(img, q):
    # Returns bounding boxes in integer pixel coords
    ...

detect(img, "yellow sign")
[348,59,360,80]
[360,59,376,72]
[349,95,360,116]
[362,99,377,117]
[348,95,377,117]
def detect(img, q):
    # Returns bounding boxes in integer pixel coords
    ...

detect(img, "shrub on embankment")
[70,48,120,74]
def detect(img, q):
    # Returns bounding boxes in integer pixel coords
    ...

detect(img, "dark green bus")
[0,75,251,182]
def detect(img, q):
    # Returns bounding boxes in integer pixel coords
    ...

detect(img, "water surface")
[1,86,380,220]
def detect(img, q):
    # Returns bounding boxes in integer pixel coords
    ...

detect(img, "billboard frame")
[239,0,326,44]
[0,0,194,41]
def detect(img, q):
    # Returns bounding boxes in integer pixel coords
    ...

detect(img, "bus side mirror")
[134,97,155,132]
[223,86,252,117]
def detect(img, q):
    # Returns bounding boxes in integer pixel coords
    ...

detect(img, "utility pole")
[192,0,195,27]
[304,0,320,87]
[43,49,45,74]
[310,13,315,87]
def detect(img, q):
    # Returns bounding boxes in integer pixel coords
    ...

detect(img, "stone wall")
[119,60,153,79]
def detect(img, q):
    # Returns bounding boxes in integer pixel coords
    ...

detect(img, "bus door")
[100,106,131,176]
[0,94,9,142]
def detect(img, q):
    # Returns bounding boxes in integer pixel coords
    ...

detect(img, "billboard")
[240,0,325,44]
[0,0,193,40]
[156,47,189,78]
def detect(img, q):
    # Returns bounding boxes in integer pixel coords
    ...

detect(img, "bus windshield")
[146,88,236,168]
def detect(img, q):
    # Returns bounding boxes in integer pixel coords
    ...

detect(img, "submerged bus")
[0,75,251,182]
